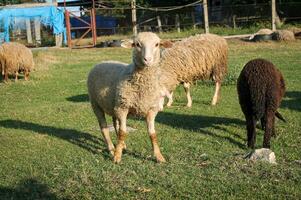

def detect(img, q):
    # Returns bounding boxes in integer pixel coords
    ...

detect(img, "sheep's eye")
[155,43,159,47]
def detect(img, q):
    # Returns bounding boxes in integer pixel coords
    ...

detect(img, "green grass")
[0,39,301,199]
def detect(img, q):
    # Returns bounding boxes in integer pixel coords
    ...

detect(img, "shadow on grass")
[281,91,301,112]
[66,94,89,103]
[156,112,246,149]
[0,119,106,155]
[0,178,59,200]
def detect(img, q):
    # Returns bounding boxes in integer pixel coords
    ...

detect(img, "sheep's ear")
[121,39,134,48]
[160,40,173,48]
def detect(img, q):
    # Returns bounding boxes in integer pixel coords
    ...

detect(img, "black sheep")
[237,58,286,148]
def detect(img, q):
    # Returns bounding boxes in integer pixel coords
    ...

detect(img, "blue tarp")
[0,6,66,43]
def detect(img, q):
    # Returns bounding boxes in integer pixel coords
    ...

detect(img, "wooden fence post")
[26,19,33,44]
[271,0,276,31]
[191,12,196,30]
[34,18,41,45]
[157,15,162,33]
[203,0,209,33]
[175,14,180,33]
[131,0,137,36]
[55,33,63,47]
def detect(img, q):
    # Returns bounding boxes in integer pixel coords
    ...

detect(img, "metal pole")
[131,0,137,36]
[203,0,209,33]
[271,0,276,31]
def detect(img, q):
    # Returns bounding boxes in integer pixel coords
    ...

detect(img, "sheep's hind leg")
[246,115,257,148]
[4,70,8,82]
[14,71,18,82]
[211,81,221,106]
[113,116,126,150]
[166,91,173,107]
[260,116,266,130]
[24,69,30,81]
[183,82,192,107]
[114,109,128,163]
[91,102,115,155]
[146,110,166,163]
[263,110,275,148]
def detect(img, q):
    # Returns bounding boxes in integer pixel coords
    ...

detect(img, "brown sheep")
[0,42,34,82]
[237,58,286,148]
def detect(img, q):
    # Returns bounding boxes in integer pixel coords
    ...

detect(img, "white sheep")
[0,42,34,82]
[160,34,228,107]
[87,32,170,163]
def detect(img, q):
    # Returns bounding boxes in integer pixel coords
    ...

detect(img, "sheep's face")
[133,32,161,68]
[121,32,173,69]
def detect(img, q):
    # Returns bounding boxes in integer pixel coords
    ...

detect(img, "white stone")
[246,148,277,164]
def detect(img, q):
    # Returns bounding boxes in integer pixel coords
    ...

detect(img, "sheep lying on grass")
[249,29,274,41]
[237,58,286,148]
[249,29,296,42]
[271,30,295,41]
[0,42,34,82]
[88,32,170,163]
[160,33,228,107]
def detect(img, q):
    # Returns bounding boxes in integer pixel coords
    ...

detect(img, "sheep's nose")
[144,57,152,63]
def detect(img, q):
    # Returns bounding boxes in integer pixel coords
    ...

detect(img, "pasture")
[0,39,300,199]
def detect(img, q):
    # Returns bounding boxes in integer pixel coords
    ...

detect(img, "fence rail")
[93,0,301,37]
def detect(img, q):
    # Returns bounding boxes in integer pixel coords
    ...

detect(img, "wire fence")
[2,1,301,47]
[94,1,301,36]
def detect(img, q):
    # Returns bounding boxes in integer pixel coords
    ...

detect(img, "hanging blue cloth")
[0,6,66,43]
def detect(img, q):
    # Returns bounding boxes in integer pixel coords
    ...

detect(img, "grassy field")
[0,39,301,199]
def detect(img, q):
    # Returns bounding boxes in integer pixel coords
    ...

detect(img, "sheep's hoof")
[113,154,122,164]
[185,104,192,108]
[155,154,166,163]
[109,149,115,156]
[211,102,217,106]
[113,147,122,163]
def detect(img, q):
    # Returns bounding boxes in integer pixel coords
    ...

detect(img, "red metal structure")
[61,0,97,48]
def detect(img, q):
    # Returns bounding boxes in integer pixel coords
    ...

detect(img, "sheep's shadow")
[0,119,163,162]
[281,91,301,112]
[156,112,246,149]
[0,119,107,156]
[0,178,59,200]
[66,94,89,103]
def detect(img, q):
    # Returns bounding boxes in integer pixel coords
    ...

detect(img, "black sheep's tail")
[275,111,286,122]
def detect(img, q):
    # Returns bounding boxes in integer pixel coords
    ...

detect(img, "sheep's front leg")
[114,110,128,163]
[113,116,126,150]
[146,110,166,163]
[211,81,221,106]
[183,82,192,107]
